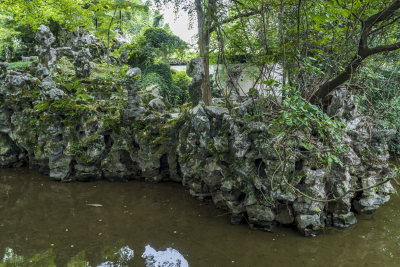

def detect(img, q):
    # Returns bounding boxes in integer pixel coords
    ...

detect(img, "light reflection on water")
[1,245,188,266]
[142,245,188,267]
[0,168,400,266]
[98,245,134,266]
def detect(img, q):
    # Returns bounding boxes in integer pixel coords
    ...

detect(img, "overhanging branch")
[208,10,259,33]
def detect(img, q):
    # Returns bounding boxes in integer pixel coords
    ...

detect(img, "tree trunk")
[196,0,212,106]
[194,0,257,105]
[311,56,365,103]
[200,32,212,106]
[311,0,400,103]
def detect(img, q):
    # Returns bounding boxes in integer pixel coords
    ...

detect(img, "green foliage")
[124,26,189,107]
[142,63,173,86]
[0,0,150,57]
[9,61,31,70]
[0,0,94,31]
[270,85,347,169]
[274,87,344,136]
[0,15,34,61]
[0,248,56,267]
[356,55,400,154]
[170,69,190,105]
[143,27,186,57]
[139,67,190,107]
[127,27,187,65]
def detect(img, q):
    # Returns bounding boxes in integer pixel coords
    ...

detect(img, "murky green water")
[0,168,399,266]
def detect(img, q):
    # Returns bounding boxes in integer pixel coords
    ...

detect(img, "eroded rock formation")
[226,64,242,101]
[186,58,204,105]
[0,27,396,236]
[0,61,395,235]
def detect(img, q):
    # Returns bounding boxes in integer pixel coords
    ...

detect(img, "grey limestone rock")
[35,25,57,68]
[126,67,142,105]
[126,67,141,80]
[0,107,10,134]
[121,67,146,122]
[190,104,210,135]
[0,134,19,167]
[148,98,166,112]
[226,64,243,101]
[186,58,204,105]
[296,214,324,236]
[73,48,92,78]
[332,212,357,228]
[56,47,74,58]
[0,62,10,79]
[21,56,38,62]
[49,156,72,181]
[246,204,275,228]
[40,77,66,100]
[101,151,133,182]
[0,67,396,237]
[327,87,358,120]
[35,25,55,47]
[205,106,229,119]
[275,205,295,225]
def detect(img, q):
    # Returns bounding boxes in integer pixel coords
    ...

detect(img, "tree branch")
[311,0,400,102]
[208,10,259,33]
[370,15,400,35]
[367,41,400,55]
[365,0,400,27]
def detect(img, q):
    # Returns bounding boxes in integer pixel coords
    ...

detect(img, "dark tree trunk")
[194,0,258,105]
[311,56,365,102]
[196,0,212,105]
[311,0,400,103]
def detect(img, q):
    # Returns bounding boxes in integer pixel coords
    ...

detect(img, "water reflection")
[142,245,188,267]
[98,245,134,267]
[0,168,400,266]
[1,247,55,267]
[1,245,187,267]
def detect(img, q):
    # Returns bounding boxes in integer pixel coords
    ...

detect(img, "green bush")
[141,63,172,86]
[356,59,400,155]
[125,27,189,107]
[139,68,190,107]
[170,69,190,106]
[9,61,31,70]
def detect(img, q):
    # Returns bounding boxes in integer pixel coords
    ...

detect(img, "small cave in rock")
[159,154,170,178]
[255,158,267,178]
[120,150,141,178]
[295,159,304,171]
[55,133,63,142]
[322,95,333,114]
[103,134,114,148]
[238,192,246,202]
[132,140,140,148]
[176,155,182,177]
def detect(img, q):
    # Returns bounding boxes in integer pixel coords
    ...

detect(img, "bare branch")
[367,42,400,55]
[365,0,400,27]
[370,15,400,35]
[209,10,259,33]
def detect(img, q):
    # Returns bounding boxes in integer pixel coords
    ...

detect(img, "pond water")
[0,168,399,266]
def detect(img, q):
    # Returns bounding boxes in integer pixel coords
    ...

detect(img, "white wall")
[171,63,284,98]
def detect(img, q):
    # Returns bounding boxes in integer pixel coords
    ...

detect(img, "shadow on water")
[0,168,399,266]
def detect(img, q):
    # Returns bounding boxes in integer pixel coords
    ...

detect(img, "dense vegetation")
[2,0,400,241]
[2,0,400,155]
